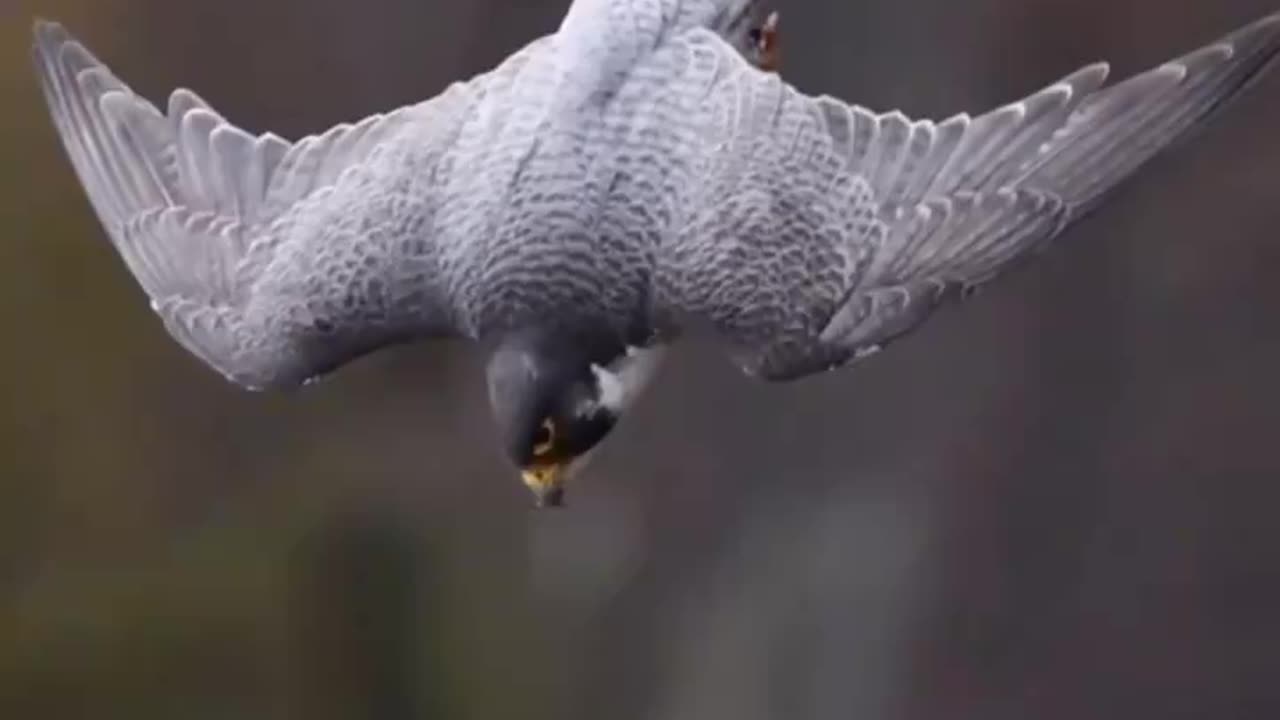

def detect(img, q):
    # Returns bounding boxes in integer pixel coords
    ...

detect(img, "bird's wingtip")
[1257,10,1280,30]
[31,18,70,50]
[1230,10,1280,46]
[32,18,60,36]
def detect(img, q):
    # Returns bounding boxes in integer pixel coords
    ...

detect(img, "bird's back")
[246,0,764,357]
[386,2,750,342]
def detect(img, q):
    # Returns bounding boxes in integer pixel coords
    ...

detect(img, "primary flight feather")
[33,0,1280,505]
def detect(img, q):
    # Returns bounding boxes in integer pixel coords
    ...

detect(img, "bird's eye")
[532,419,555,456]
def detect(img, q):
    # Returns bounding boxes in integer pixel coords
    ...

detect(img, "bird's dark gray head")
[485,327,632,508]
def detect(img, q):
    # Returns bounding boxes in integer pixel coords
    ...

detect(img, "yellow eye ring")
[532,418,555,456]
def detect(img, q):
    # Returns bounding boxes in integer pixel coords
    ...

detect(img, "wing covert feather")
[669,12,1280,380]
[34,20,545,388]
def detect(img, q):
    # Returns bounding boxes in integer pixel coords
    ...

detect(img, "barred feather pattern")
[659,12,1280,379]
[32,2,1280,389]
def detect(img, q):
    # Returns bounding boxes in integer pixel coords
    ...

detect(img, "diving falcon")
[31,1,1280,506]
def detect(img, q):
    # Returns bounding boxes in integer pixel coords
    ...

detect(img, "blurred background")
[4,0,1280,718]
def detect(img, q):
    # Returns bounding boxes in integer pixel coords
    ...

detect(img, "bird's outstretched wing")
[662,12,1280,380]
[32,21,546,389]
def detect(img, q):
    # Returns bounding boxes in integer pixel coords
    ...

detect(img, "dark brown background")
[3,1,1280,718]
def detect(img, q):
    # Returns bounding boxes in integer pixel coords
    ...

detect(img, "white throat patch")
[586,345,666,416]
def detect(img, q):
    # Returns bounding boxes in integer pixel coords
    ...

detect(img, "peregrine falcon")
[32,1,1280,506]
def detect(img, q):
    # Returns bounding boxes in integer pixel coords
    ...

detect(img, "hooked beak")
[522,464,566,508]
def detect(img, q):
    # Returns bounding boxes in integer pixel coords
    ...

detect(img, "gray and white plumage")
[31,0,774,390]
[31,1,1280,501]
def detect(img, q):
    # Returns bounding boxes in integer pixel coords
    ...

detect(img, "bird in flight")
[33,1,1280,507]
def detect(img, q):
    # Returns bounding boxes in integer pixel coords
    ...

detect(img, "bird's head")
[486,328,656,508]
